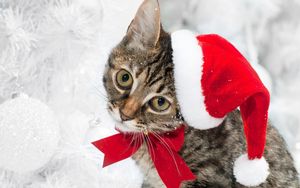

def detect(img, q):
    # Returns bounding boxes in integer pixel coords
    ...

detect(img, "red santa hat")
[171,30,270,186]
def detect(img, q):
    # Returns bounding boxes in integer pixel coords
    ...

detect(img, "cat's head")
[103,0,183,133]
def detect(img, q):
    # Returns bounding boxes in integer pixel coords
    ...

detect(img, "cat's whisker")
[142,134,155,173]
[134,133,141,151]
[151,131,181,175]
[122,133,136,154]
[145,134,156,162]
[134,133,142,153]
[128,133,136,147]
[93,86,109,102]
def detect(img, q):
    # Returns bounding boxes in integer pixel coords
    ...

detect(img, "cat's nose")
[119,97,140,121]
[119,109,134,121]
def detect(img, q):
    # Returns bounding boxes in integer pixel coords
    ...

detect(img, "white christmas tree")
[0,0,299,187]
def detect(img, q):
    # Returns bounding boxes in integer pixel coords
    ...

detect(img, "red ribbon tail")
[92,133,142,167]
[151,144,196,188]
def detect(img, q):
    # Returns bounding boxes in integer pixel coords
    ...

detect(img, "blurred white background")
[0,0,299,187]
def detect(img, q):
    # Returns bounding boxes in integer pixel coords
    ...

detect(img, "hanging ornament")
[0,94,60,173]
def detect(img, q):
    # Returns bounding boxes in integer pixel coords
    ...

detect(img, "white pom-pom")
[233,154,269,187]
[0,95,60,173]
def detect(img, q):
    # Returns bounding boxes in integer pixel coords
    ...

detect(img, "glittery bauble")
[0,95,60,173]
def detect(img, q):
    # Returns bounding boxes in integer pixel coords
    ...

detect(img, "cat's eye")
[149,97,170,112]
[116,69,133,90]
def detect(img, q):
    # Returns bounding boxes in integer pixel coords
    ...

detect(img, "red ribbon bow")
[92,125,196,188]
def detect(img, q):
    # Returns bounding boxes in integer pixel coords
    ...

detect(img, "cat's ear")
[126,0,161,50]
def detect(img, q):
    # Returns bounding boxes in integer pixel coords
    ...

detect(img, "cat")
[102,0,300,187]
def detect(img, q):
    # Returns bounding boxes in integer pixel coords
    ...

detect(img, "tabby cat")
[102,0,300,187]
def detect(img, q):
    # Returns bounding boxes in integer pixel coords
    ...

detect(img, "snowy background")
[0,0,299,187]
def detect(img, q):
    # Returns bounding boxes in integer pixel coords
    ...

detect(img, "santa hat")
[171,30,270,187]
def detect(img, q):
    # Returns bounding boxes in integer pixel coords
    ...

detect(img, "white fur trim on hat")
[233,154,269,186]
[171,30,224,130]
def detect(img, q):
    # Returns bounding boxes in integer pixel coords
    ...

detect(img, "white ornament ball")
[0,95,60,173]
